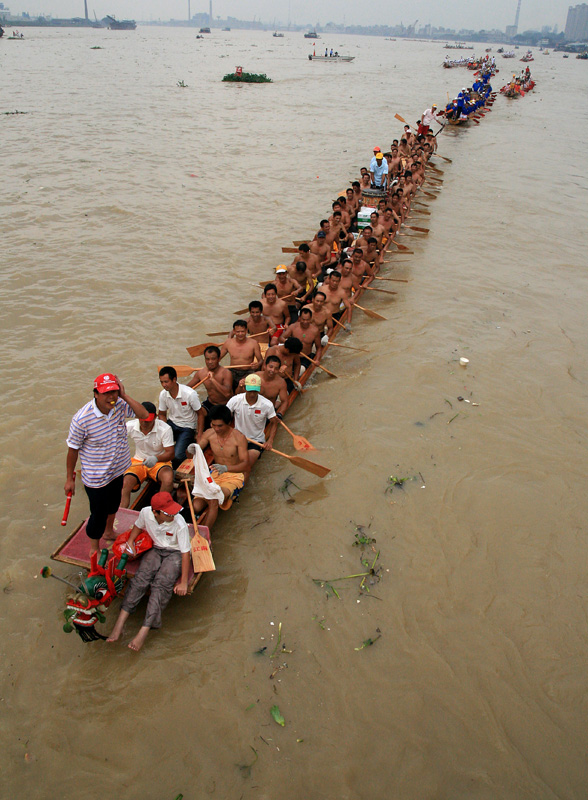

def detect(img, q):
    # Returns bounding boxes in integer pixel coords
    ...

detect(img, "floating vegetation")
[90,46,103,49]
[279,474,301,498]
[352,521,376,549]
[270,705,285,726]
[222,71,273,83]
[177,79,188,88]
[355,630,382,651]
[270,622,293,658]
[2,110,28,115]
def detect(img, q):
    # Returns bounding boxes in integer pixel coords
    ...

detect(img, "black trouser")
[84,474,124,540]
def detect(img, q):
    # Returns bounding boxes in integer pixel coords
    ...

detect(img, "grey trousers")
[122,547,182,629]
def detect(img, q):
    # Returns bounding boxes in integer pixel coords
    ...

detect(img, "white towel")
[190,445,224,503]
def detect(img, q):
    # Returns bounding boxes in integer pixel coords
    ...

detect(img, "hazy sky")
[11,0,571,31]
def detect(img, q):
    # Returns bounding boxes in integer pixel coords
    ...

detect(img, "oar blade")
[292,435,317,452]
[289,454,330,477]
[206,330,230,337]
[282,247,299,253]
[190,530,216,573]
[234,307,250,315]
[186,344,210,358]
[356,305,387,321]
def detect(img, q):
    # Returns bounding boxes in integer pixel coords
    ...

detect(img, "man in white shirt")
[121,402,175,507]
[369,152,388,190]
[106,491,191,652]
[158,365,205,466]
[226,374,278,470]
[420,104,441,135]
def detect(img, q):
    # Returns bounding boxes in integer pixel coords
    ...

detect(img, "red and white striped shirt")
[67,398,134,488]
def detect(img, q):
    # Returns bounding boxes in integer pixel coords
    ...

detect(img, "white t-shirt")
[135,507,191,552]
[126,419,174,461]
[159,383,201,429]
[226,393,276,443]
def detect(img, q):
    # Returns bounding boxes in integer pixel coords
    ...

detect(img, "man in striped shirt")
[65,373,149,555]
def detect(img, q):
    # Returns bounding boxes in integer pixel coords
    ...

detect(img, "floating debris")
[237,746,258,778]
[177,80,188,87]
[270,705,285,726]
[355,631,382,651]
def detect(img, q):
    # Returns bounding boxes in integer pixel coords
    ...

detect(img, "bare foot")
[128,626,150,652]
[106,610,129,642]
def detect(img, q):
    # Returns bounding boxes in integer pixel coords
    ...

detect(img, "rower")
[265,337,303,391]
[289,242,321,280]
[242,300,276,352]
[236,354,288,410]
[186,345,233,418]
[187,405,248,528]
[226,375,278,471]
[158,366,205,466]
[261,283,289,344]
[351,247,375,284]
[219,320,263,390]
[319,270,353,322]
[280,307,323,360]
[121,402,175,508]
[309,230,334,271]
[301,290,334,337]
[273,266,302,324]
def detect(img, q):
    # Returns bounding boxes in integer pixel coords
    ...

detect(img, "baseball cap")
[373,146,381,152]
[317,231,326,238]
[275,266,288,274]
[375,153,383,160]
[93,373,119,393]
[151,491,183,516]
[245,374,261,392]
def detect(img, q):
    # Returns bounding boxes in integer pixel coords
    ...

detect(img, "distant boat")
[273,31,284,37]
[222,27,230,31]
[563,53,569,58]
[199,27,211,33]
[577,51,588,59]
[308,54,354,62]
[304,30,319,39]
[103,15,136,30]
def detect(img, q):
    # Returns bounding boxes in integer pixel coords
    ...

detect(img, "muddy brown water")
[2,27,588,799]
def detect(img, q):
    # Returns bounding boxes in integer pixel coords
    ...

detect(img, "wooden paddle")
[374,276,409,283]
[235,292,296,315]
[277,419,316,451]
[362,285,397,296]
[282,247,299,253]
[283,369,305,393]
[353,303,387,321]
[187,342,219,358]
[435,155,452,163]
[292,240,309,246]
[205,330,268,339]
[246,438,330,478]
[390,241,414,253]
[404,225,429,233]
[324,341,368,353]
[158,364,198,377]
[394,113,416,130]
[183,481,216,573]
[300,352,338,378]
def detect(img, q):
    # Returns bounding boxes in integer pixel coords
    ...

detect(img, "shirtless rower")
[273,266,302,324]
[351,247,376,284]
[363,237,383,268]
[187,345,233,419]
[288,261,315,307]
[243,300,276,350]
[351,180,363,210]
[280,307,323,360]
[345,186,359,219]
[302,291,334,337]
[381,207,400,241]
[369,211,387,249]
[261,283,289,345]
[236,354,288,410]
[335,196,352,231]
[265,337,303,391]
[309,230,334,271]
[338,258,359,295]
[188,405,248,529]
[319,270,353,322]
[220,320,263,390]
[360,173,371,191]
[355,225,374,253]
[290,242,321,280]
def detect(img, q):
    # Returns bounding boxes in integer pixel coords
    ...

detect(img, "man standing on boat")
[65,373,149,555]
[226,375,278,471]
[419,104,441,136]
[369,152,388,191]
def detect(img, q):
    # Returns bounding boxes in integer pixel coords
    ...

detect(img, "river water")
[2,26,588,799]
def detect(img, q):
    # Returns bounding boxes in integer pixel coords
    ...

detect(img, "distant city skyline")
[6,0,570,31]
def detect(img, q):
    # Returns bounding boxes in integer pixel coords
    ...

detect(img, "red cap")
[151,491,183,516]
[373,146,381,153]
[93,373,120,393]
[143,412,156,422]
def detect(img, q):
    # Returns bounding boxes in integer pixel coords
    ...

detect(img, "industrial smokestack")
[84,0,88,20]
[209,0,212,27]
